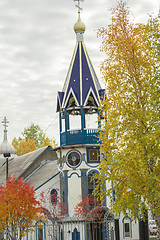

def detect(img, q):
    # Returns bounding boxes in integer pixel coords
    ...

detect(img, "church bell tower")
[56,1,105,216]
[57,10,104,147]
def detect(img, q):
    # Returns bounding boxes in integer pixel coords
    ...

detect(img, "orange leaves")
[0,175,40,236]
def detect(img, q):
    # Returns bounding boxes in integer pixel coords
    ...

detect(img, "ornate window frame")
[66,150,82,168]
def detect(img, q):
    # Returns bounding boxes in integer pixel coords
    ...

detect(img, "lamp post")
[0,117,15,240]
[0,116,15,181]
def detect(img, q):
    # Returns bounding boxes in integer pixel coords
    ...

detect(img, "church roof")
[0,146,58,187]
[57,12,104,112]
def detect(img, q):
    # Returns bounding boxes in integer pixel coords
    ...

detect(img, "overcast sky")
[0,0,159,145]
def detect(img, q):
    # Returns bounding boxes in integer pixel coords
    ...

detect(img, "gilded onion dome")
[74,10,86,33]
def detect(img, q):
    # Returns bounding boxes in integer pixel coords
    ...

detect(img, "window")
[85,113,98,129]
[50,189,58,204]
[69,115,81,130]
[123,217,131,238]
[66,150,81,168]
[89,149,98,161]
[88,170,99,197]
[38,227,43,240]
[72,228,80,240]
[36,221,45,240]
[124,223,130,237]
[87,148,100,163]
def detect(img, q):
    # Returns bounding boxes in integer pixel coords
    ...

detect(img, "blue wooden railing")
[60,128,99,146]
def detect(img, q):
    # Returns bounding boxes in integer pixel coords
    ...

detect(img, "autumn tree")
[12,124,58,156]
[39,189,67,239]
[22,123,46,148]
[12,137,37,156]
[0,176,40,240]
[40,137,58,148]
[74,196,106,240]
[96,0,160,238]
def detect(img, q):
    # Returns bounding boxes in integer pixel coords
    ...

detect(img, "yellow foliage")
[96,0,160,230]
[12,138,37,156]
[41,137,58,148]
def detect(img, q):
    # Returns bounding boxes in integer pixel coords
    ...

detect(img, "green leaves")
[22,123,46,148]
[12,123,58,155]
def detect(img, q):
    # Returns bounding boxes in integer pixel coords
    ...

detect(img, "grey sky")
[0,0,159,145]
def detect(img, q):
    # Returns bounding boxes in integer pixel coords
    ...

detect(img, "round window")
[66,151,81,168]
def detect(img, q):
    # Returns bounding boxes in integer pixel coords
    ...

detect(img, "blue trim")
[113,190,115,201]
[88,169,99,175]
[65,109,68,145]
[87,170,99,198]
[50,189,58,204]
[20,218,29,240]
[68,172,81,178]
[81,170,88,197]
[84,153,99,168]
[60,128,98,146]
[41,207,54,222]
[86,147,100,163]
[59,112,62,133]
[64,171,69,214]
[35,172,60,191]
[63,44,80,106]
[122,215,132,238]
[97,109,101,129]
[61,228,63,240]
[66,149,82,168]
[72,228,80,240]
[81,44,100,106]
[35,220,46,240]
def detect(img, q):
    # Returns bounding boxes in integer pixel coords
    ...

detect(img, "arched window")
[88,170,99,197]
[122,216,132,238]
[38,228,43,240]
[72,228,80,240]
[35,221,45,240]
[50,189,58,204]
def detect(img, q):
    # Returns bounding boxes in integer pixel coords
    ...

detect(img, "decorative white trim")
[82,42,101,102]
[64,88,80,109]
[79,42,83,106]
[83,87,99,107]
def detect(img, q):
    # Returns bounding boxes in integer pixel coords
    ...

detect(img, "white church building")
[0,4,149,240]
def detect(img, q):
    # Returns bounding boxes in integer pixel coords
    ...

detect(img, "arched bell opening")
[59,95,101,146]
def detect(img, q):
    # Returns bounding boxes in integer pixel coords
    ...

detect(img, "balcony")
[60,128,99,146]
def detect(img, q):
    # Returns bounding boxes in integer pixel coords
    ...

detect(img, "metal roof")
[25,160,60,190]
[0,146,58,186]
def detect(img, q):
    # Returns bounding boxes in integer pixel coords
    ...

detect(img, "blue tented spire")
[57,41,104,112]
